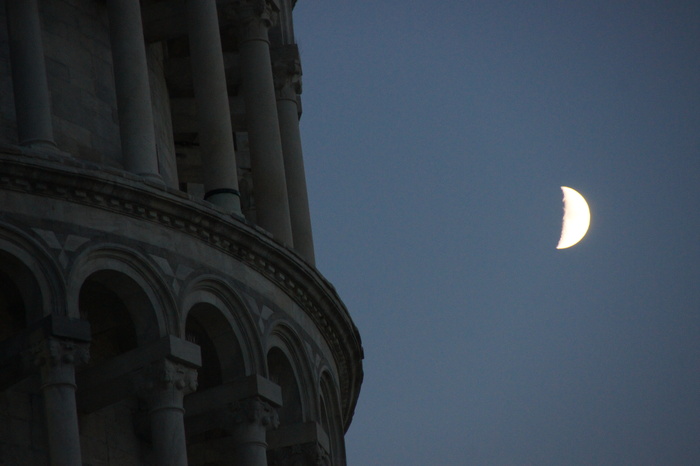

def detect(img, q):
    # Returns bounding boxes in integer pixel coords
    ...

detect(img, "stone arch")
[67,246,177,464]
[67,245,173,349]
[0,223,65,326]
[319,369,345,464]
[181,276,264,388]
[0,225,64,466]
[267,323,315,425]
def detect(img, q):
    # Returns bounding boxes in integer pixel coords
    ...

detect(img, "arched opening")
[0,250,50,464]
[0,269,26,341]
[0,250,44,337]
[77,265,165,350]
[185,302,250,463]
[79,278,137,365]
[77,270,155,465]
[267,347,303,426]
[185,302,246,388]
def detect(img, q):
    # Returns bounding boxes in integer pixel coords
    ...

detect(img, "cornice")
[0,150,363,428]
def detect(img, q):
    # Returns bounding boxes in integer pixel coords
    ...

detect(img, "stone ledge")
[0,151,362,428]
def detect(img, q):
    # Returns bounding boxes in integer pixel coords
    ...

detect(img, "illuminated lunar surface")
[557,186,591,249]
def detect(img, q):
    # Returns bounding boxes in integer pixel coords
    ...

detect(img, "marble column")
[226,396,279,466]
[227,0,293,245]
[186,0,242,215]
[273,46,315,265]
[136,359,198,466]
[33,337,90,466]
[106,0,160,181]
[5,0,56,148]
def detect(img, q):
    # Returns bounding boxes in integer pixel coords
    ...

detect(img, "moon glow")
[557,186,590,249]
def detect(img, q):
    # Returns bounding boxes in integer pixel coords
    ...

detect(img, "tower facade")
[0,1,363,465]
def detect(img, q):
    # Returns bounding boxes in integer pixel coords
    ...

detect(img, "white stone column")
[33,338,90,466]
[227,0,293,245]
[106,0,160,181]
[136,359,198,466]
[5,0,55,148]
[273,46,315,265]
[185,0,242,215]
[226,396,279,466]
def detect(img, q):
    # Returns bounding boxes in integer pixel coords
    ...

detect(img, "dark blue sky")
[294,1,700,464]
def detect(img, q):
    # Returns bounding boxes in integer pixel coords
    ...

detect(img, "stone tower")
[0,0,363,464]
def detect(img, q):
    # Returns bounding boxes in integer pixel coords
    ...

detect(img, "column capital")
[29,337,90,371]
[134,358,199,400]
[226,396,280,430]
[272,44,302,101]
[267,422,331,466]
[268,442,330,466]
[224,0,280,43]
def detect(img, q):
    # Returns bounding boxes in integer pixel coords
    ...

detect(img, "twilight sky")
[293,1,700,464]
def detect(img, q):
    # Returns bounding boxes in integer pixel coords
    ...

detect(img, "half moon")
[557,186,590,249]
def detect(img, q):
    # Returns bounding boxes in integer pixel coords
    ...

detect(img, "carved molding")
[134,358,199,399]
[268,442,330,466]
[29,337,90,369]
[223,0,279,44]
[272,45,302,100]
[0,151,362,429]
[226,396,279,430]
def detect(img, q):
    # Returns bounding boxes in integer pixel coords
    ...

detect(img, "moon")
[557,186,591,249]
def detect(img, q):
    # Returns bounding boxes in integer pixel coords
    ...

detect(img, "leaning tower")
[0,0,363,464]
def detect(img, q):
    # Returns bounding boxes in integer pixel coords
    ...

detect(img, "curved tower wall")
[0,0,362,465]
